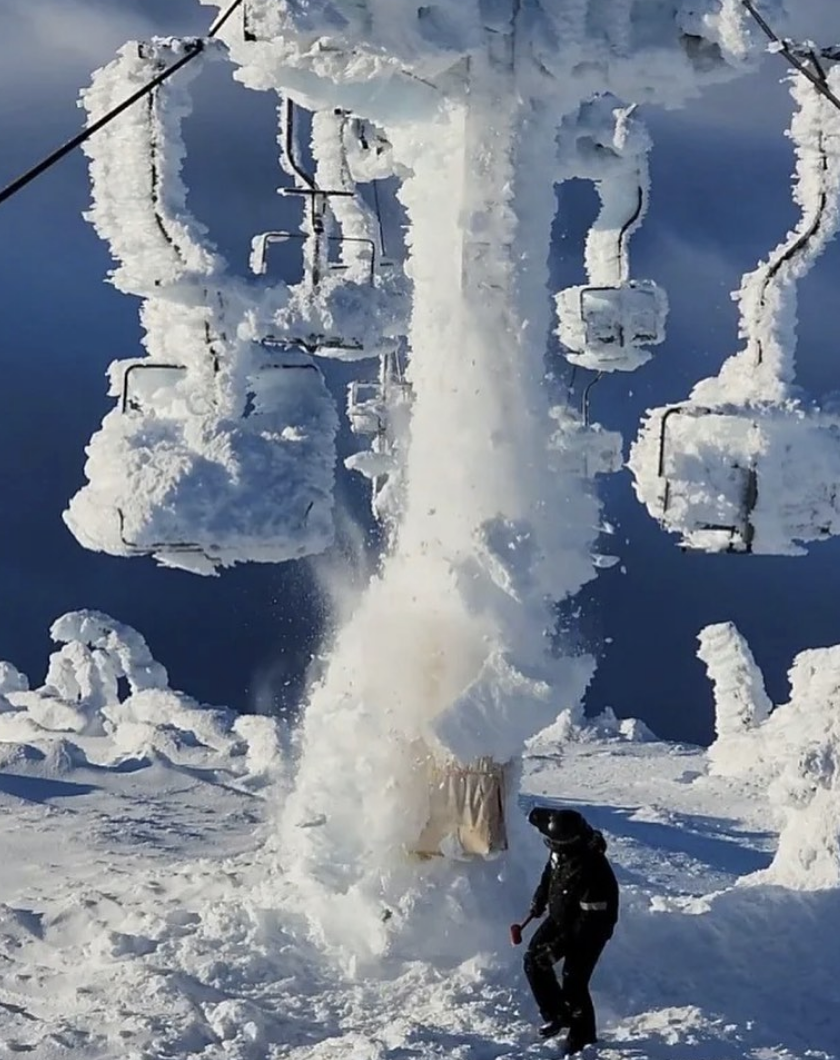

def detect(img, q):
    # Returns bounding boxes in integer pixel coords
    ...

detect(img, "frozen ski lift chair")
[344,346,413,508]
[65,42,340,571]
[638,399,840,555]
[346,347,412,437]
[558,279,666,370]
[254,97,377,286]
[346,380,386,436]
[557,103,668,373]
[652,405,760,554]
[412,756,508,859]
[631,65,840,555]
[99,345,338,570]
[557,191,668,371]
[251,98,388,358]
[250,229,377,289]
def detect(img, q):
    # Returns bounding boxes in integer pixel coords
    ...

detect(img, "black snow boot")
[538,1016,568,1039]
[561,1030,597,1056]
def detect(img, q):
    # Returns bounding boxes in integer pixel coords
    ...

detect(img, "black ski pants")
[523,918,608,1042]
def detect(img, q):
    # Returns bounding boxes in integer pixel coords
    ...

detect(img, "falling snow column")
[397,25,601,854]
[279,12,601,955]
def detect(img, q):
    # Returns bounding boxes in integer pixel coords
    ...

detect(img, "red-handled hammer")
[509,912,535,946]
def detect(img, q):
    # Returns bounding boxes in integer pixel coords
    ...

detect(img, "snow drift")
[699,619,840,889]
[0,610,280,787]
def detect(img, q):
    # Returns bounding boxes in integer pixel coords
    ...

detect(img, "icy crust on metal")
[555,96,668,373]
[208,0,771,111]
[246,97,413,524]
[630,68,840,555]
[65,41,339,573]
[78,39,223,293]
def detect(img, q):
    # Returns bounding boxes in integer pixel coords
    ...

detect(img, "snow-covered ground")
[0,614,837,1060]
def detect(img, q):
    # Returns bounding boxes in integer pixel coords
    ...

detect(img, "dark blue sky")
[2,1,840,744]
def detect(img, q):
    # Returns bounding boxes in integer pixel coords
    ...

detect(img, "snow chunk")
[0,662,29,695]
[104,688,241,761]
[232,714,285,783]
[430,650,594,764]
[749,645,840,889]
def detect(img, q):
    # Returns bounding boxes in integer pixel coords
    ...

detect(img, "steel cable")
[0,0,246,208]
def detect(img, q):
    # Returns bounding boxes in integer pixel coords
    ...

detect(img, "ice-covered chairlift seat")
[346,381,386,436]
[631,66,840,555]
[633,402,840,555]
[346,367,413,438]
[250,230,377,287]
[120,362,189,415]
[557,279,667,371]
[654,405,760,554]
[66,350,338,570]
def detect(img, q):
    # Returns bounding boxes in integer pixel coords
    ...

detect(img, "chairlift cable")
[0,0,246,209]
[206,0,248,38]
[741,0,840,112]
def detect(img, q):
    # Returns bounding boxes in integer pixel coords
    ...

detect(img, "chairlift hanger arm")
[0,0,246,209]
[281,97,317,192]
[582,372,603,427]
[753,129,829,365]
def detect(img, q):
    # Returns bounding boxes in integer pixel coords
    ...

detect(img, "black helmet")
[544,809,588,846]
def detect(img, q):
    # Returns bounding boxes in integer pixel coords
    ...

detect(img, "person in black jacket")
[523,807,619,1056]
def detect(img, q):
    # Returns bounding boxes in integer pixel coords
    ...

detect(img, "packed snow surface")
[1,615,839,1058]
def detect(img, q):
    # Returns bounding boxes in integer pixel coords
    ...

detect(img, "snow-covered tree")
[697,621,773,775]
